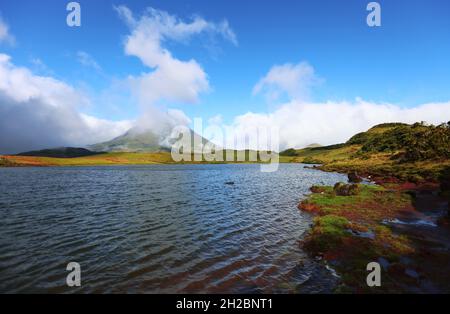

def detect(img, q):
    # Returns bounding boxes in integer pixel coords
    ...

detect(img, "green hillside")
[16,147,102,158]
[282,122,450,182]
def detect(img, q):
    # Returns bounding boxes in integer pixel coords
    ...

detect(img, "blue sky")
[1,0,450,153]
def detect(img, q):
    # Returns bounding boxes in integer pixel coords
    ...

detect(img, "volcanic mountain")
[87,127,214,153]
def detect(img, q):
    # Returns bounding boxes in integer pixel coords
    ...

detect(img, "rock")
[348,171,363,183]
[310,186,326,193]
[333,182,360,196]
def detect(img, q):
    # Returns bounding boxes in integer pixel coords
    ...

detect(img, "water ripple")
[0,164,346,293]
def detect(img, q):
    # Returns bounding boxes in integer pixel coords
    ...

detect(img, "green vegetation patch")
[299,183,416,292]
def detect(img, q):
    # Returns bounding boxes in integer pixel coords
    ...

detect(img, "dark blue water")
[0,164,347,293]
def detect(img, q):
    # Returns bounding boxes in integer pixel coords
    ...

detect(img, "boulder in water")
[348,171,363,183]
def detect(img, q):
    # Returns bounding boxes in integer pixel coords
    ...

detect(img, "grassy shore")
[294,123,450,292]
[0,151,296,167]
[0,152,176,166]
[300,184,414,292]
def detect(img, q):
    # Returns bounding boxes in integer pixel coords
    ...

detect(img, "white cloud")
[0,16,15,45]
[212,61,449,151]
[1,5,236,153]
[210,99,450,151]
[115,5,236,107]
[129,58,209,105]
[0,54,132,154]
[77,51,102,72]
[135,107,192,135]
[80,114,133,141]
[253,62,320,102]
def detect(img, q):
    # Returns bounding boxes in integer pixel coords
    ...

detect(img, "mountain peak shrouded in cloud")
[0,4,238,154]
[109,5,238,142]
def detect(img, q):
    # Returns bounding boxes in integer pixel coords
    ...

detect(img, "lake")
[0,164,347,293]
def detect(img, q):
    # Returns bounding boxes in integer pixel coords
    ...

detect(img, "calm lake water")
[0,164,347,293]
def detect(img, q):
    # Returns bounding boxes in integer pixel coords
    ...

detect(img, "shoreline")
[298,168,450,293]
[3,152,450,292]
[0,153,294,168]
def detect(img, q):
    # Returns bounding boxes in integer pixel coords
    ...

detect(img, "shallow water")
[0,164,347,293]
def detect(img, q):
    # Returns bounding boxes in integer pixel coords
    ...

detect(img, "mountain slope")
[88,129,167,153]
[87,127,216,153]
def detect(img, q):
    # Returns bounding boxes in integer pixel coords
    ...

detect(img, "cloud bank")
[210,99,450,151]
[0,54,132,154]
[115,5,236,129]
[206,62,450,151]
[0,6,237,154]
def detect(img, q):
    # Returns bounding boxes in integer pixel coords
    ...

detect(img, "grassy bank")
[293,122,450,292]
[299,184,417,292]
[0,152,176,166]
[0,151,294,167]
[282,122,450,183]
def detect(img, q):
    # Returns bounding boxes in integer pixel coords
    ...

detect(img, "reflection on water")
[0,164,347,293]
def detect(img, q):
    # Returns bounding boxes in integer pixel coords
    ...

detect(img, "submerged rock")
[304,165,319,169]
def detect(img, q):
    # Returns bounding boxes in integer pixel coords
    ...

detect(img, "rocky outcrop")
[348,171,363,183]
[310,186,327,193]
[333,182,360,196]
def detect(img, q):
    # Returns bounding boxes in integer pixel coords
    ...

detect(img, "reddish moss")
[298,200,320,213]
[299,184,418,292]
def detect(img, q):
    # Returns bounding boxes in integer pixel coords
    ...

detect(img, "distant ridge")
[305,143,322,148]
[16,147,102,158]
